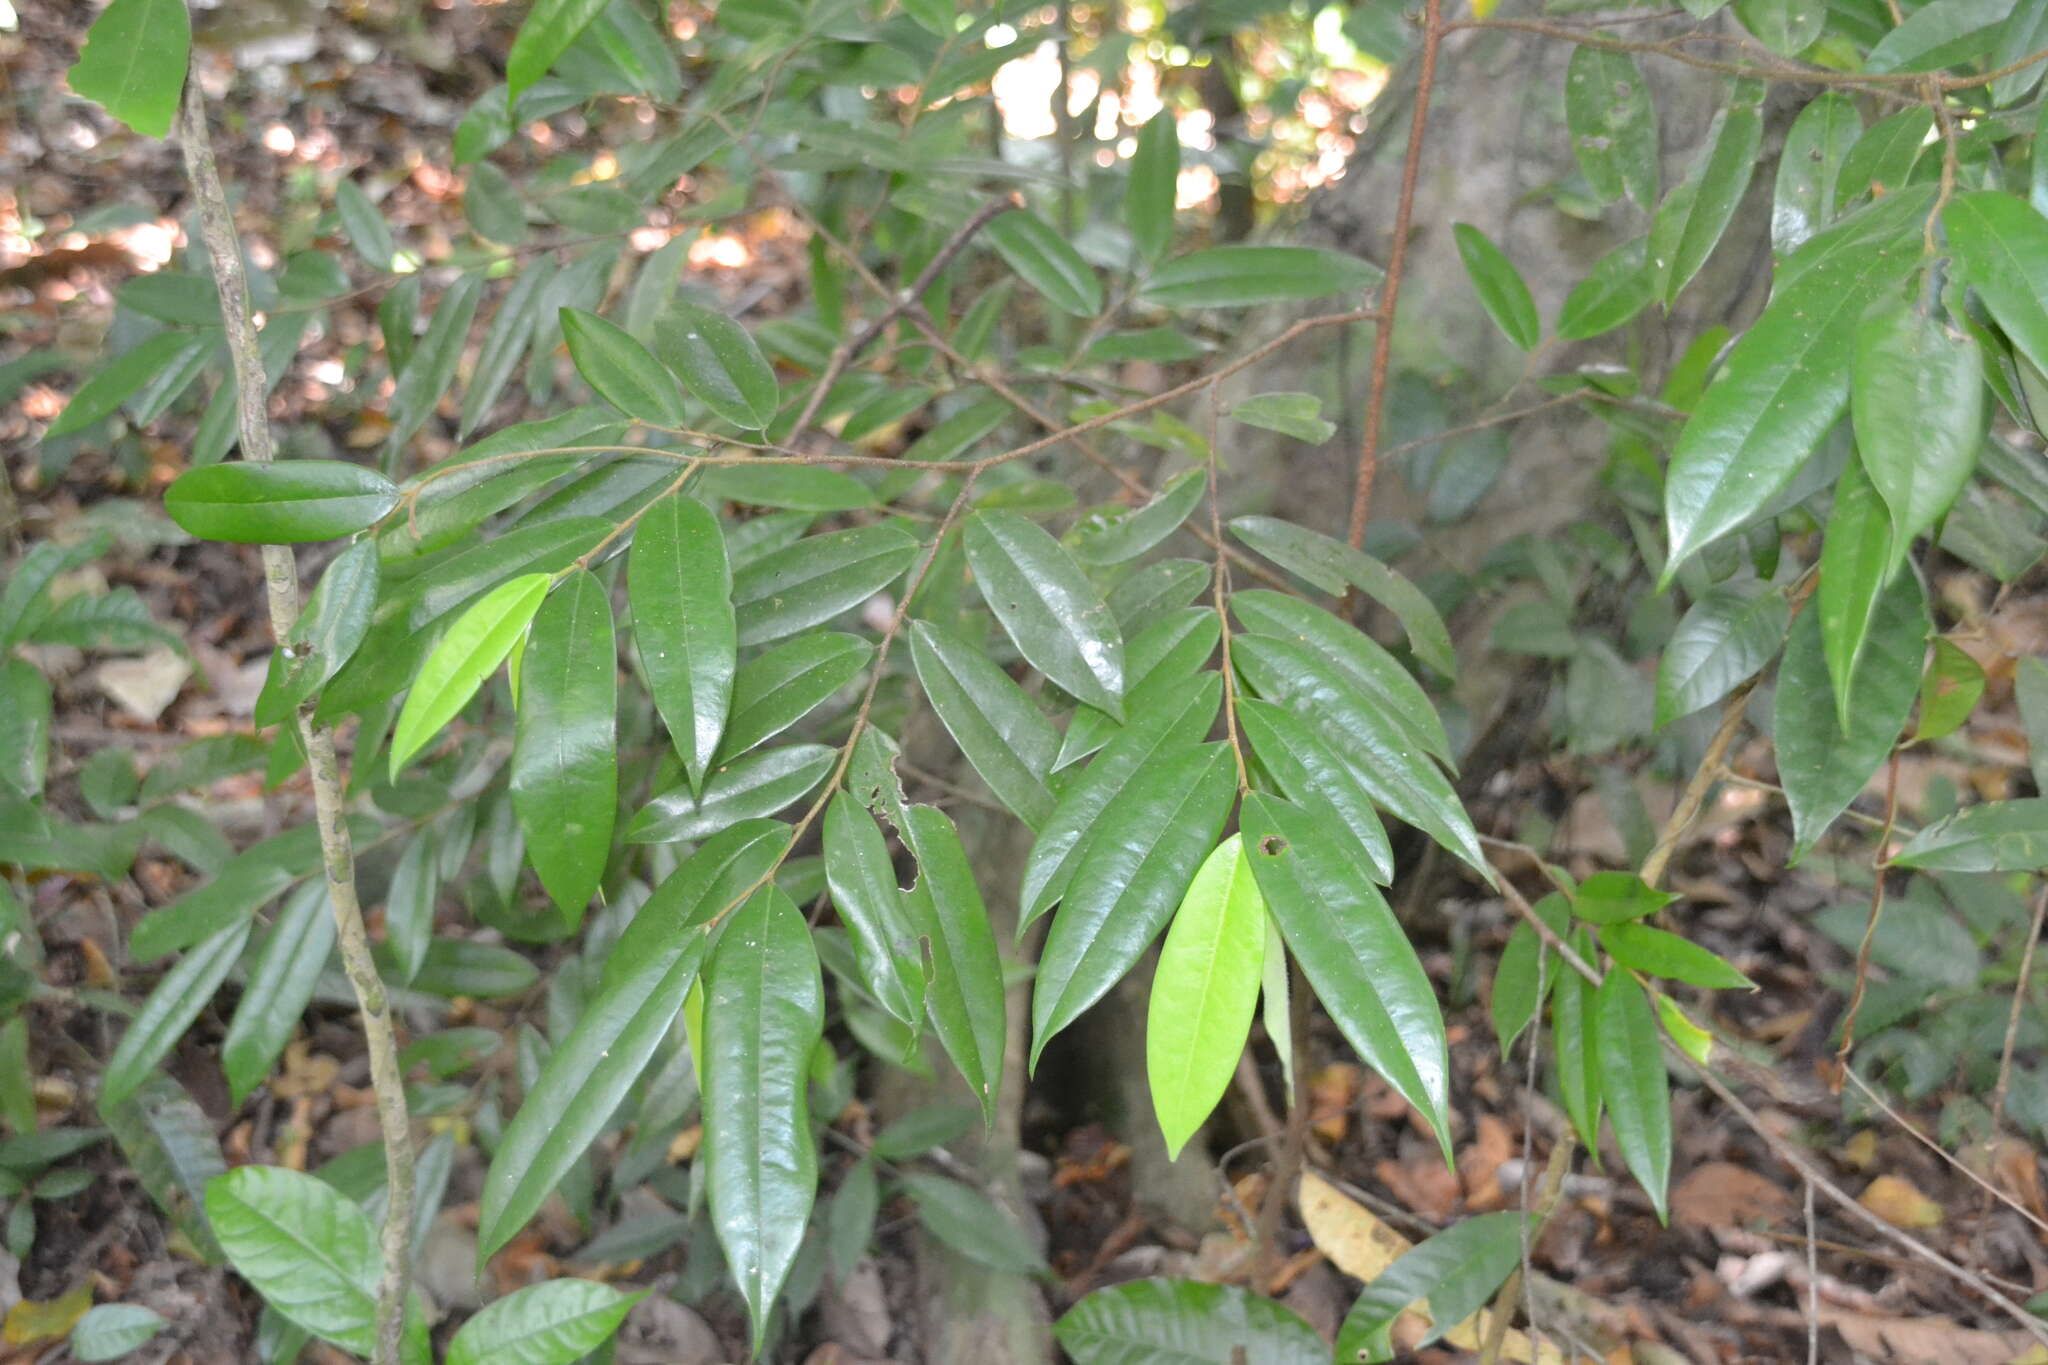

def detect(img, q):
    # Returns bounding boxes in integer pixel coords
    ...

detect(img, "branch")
[178,81,415,1365]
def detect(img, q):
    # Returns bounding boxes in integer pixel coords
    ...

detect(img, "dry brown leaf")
[1460,1114,1515,1212]
[1377,1156,1462,1222]
[1670,1162,1795,1230]
[1822,1306,2042,1365]
[1311,1063,1361,1142]
[1859,1174,1943,1229]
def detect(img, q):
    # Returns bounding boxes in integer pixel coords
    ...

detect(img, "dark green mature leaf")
[1866,0,2008,71]
[45,332,198,438]
[459,261,558,438]
[1126,112,1180,266]
[258,540,380,724]
[0,531,112,650]
[1452,223,1539,349]
[1550,931,1603,1150]
[1057,1278,1327,1365]
[1734,0,1822,53]
[1990,0,2048,104]
[385,274,483,453]
[718,633,872,763]
[1889,799,2048,871]
[1019,672,1223,925]
[222,883,336,1106]
[384,833,438,986]
[1227,515,1456,677]
[444,1279,640,1365]
[390,572,550,776]
[409,939,539,998]
[987,210,1102,317]
[1141,246,1382,309]
[103,1077,222,1261]
[1334,1212,1524,1362]
[481,824,788,1261]
[128,822,338,961]
[101,920,252,1110]
[1148,835,1265,1160]
[734,524,918,646]
[899,804,1008,1122]
[896,1172,1046,1274]
[1556,239,1654,340]
[507,0,608,98]
[1773,93,1859,254]
[630,491,735,786]
[965,511,1125,717]
[65,0,188,138]
[1946,191,2048,382]
[1600,922,1753,989]
[1056,609,1218,770]
[1915,636,1985,742]
[166,462,399,544]
[697,463,876,512]
[1566,45,1658,206]
[1492,894,1568,1059]
[654,300,779,430]
[1596,971,1672,1221]
[1655,584,1789,726]
[1654,90,1762,303]
[463,161,526,245]
[1853,298,1983,569]
[1836,107,1934,207]
[1236,698,1394,883]
[562,308,687,426]
[512,569,615,921]
[335,178,400,272]
[627,744,834,842]
[703,888,823,1349]
[1774,570,1926,858]
[2020,657,2048,794]
[1032,744,1235,1069]
[1241,794,1451,1155]
[910,620,1057,826]
[206,1166,377,1353]
[1070,469,1207,566]
[823,793,925,1029]
[1107,558,1211,634]
[1661,187,1934,577]
[1819,458,1897,728]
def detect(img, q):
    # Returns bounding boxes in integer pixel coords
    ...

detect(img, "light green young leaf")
[166,461,400,544]
[898,804,1008,1123]
[1126,112,1180,266]
[70,1303,169,1361]
[1600,922,1753,989]
[205,1165,378,1353]
[511,568,616,922]
[964,510,1125,717]
[1818,458,1897,730]
[45,332,200,438]
[66,0,189,138]
[1888,799,2048,871]
[1596,971,1673,1221]
[101,920,252,1111]
[986,210,1102,317]
[1148,835,1267,1160]
[1333,1211,1525,1362]
[629,491,735,787]
[1852,296,1983,567]
[1141,246,1381,309]
[654,300,779,430]
[561,307,688,426]
[1057,1278,1326,1365]
[1055,609,1218,770]
[390,573,550,776]
[1451,223,1540,349]
[444,1280,641,1365]
[507,0,610,99]
[910,620,1058,826]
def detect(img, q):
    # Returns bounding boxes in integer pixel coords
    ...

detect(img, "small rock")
[96,647,190,722]
[613,1294,724,1365]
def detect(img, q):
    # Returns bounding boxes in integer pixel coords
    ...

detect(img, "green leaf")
[1056,609,1218,770]
[896,1172,1046,1274]
[718,633,872,763]
[627,744,834,843]
[1227,515,1456,678]
[444,1280,641,1365]
[1019,672,1223,926]
[385,274,483,454]
[2021,657,2048,795]
[827,1157,879,1278]
[703,888,823,1350]
[1235,698,1394,884]
[734,524,918,646]
[464,161,527,245]
[1565,45,1659,206]
[1491,893,1567,1058]
[898,803,1008,1122]
[65,0,189,138]
[1889,799,2048,871]
[1600,922,1753,989]
[1853,297,1983,569]
[1032,744,1236,1068]
[1773,570,1926,858]
[562,307,687,426]
[1735,0,1824,55]
[1556,238,1654,341]
[1564,873,1672,928]
[823,793,925,1029]
[258,539,381,724]
[390,572,550,776]
[45,332,198,438]
[222,883,336,1106]
[654,300,779,430]
[1070,468,1208,566]
[1452,223,1540,349]
[101,1078,221,1260]
[1654,92,1762,304]
[70,1303,169,1361]
[1596,971,1672,1221]
[100,920,251,1111]
[335,178,400,272]
[1837,107,1934,207]
[1334,1212,1525,1362]
[1108,558,1211,634]
[1772,93,1860,254]
[910,620,1057,826]
[507,0,609,99]
[1550,933,1603,1150]
[964,510,1125,717]
[986,210,1102,317]
[1654,584,1789,727]
[409,939,539,998]
[1866,0,2009,71]
[1126,112,1180,266]
[165,461,399,544]
[697,462,877,512]
[1991,0,2048,104]
[512,568,616,921]
[1141,246,1382,309]
[1819,458,1897,729]
[460,261,558,438]
[1057,1278,1327,1365]
[1661,187,1934,578]
[629,491,735,786]
[0,659,50,801]
[1241,794,1452,1156]
[382,833,438,986]
[205,1165,378,1353]
[480,824,789,1261]
[1148,835,1266,1160]
[1914,637,1986,743]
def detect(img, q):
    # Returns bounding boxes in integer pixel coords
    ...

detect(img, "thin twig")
[1840,1066,2048,1241]
[1993,882,2047,1130]
[179,81,414,1365]
[1804,1179,1819,1365]
[1641,678,1755,889]
[1477,1136,1572,1364]
[1837,753,1902,1060]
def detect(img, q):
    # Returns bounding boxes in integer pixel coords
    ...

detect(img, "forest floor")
[4,3,2048,1363]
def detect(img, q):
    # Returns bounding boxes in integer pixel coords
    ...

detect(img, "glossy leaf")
[910,620,1058,826]
[1654,584,1788,727]
[1572,871,1678,926]
[562,307,687,426]
[1818,458,1896,729]
[1550,932,1603,1151]
[1227,515,1456,677]
[654,299,779,430]
[900,804,1009,1121]
[45,332,200,438]
[1773,93,1859,253]
[166,462,400,544]
[630,491,735,786]
[1334,1212,1524,1362]
[1491,893,1567,1059]
[1596,971,1672,1221]
[1141,246,1382,309]
[459,260,558,437]
[222,883,336,1106]
[1734,0,1823,55]
[1837,107,1934,207]
[1865,0,2008,71]
[1944,193,2048,388]
[1126,112,1179,265]
[1991,0,2048,104]
[964,510,1125,717]
[822,792,925,1029]
[1600,922,1752,989]
[507,0,608,98]
[627,744,834,843]
[259,539,380,724]
[1032,744,1236,1069]
[390,572,550,776]
[718,633,872,762]
[1914,637,1985,742]
[734,524,918,646]
[1889,799,2048,871]
[101,920,251,1111]
[897,1172,1045,1274]
[1148,835,1266,1160]
[443,1280,641,1365]
[703,888,823,1349]
[1654,92,1762,303]
[205,1165,377,1353]
[697,462,876,512]
[512,568,616,920]
[986,210,1102,317]
[1235,698,1394,883]
[1854,296,1983,570]
[1070,468,1207,566]
[1565,45,1657,206]
[1056,609,1218,770]
[385,274,482,453]
[1556,238,1654,340]
[65,0,188,138]
[1774,570,1926,858]
[1056,1278,1327,1365]
[1452,223,1539,349]
[1241,795,1452,1155]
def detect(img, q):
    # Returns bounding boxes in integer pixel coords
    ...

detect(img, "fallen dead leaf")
[1837,1129,1880,1171]
[1670,1162,1795,1230]
[94,647,190,723]
[1823,1307,2043,1365]
[1859,1174,1943,1230]
[1311,1063,1361,1142]
[1460,1114,1515,1212]
[1377,1155,1462,1222]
